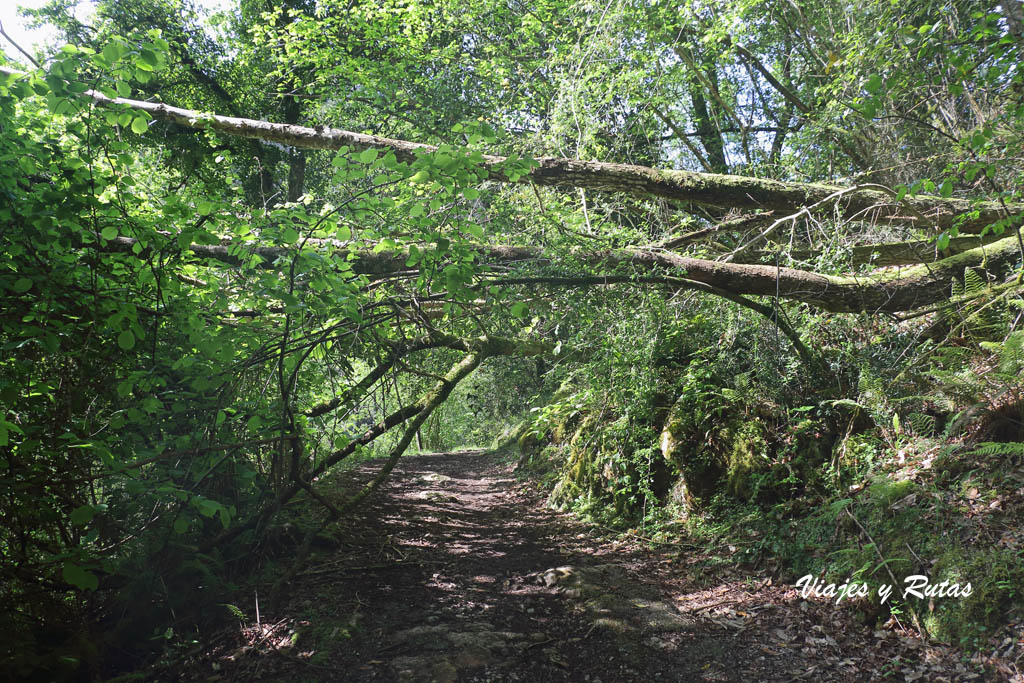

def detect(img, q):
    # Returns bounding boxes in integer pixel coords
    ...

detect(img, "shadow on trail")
[182,451,1003,682]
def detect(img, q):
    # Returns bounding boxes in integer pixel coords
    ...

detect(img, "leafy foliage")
[1,0,1023,676]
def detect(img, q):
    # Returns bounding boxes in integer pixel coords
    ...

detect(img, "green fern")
[907,412,937,436]
[999,331,1024,376]
[964,267,987,294]
[966,442,1024,458]
[221,603,246,622]
[944,268,1009,341]
[980,331,1024,376]
[826,398,868,411]
[942,270,1015,339]
[857,365,890,424]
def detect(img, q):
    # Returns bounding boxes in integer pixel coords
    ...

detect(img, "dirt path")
[185,451,1010,682]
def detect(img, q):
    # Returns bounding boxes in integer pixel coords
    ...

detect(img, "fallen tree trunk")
[9,63,1022,314]
[95,229,1024,313]
[4,65,1018,234]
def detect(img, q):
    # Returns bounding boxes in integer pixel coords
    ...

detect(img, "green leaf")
[281,227,300,244]
[358,148,379,164]
[62,562,99,591]
[373,237,397,252]
[409,202,425,218]
[135,49,158,71]
[195,498,220,518]
[12,278,32,293]
[117,330,135,351]
[463,187,480,200]
[70,505,96,526]
[197,201,213,216]
[173,517,189,534]
[864,74,883,94]
[939,179,953,198]
[131,116,148,134]
[510,302,528,318]
[465,223,484,238]
[101,42,122,65]
[101,226,118,240]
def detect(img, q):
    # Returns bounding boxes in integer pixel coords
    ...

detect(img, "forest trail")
[180,452,1004,682]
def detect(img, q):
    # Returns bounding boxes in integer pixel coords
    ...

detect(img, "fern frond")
[222,603,246,621]
[907,412,936,436]
[999,331,1024,375]
[966,442,1024,458]
[964,267,987,295]
[826,398,867,411]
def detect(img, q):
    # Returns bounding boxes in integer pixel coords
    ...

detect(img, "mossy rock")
[924,547,1024,646]
[661,415,771,508]
[722,420,770,499]
[493,420,529,451]
[548,417,601,508]
[662,408,839,514]
[515,429,538,453]
[550,409,581,445]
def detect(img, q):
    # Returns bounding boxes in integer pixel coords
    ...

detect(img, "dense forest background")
[1,0,1023,679]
